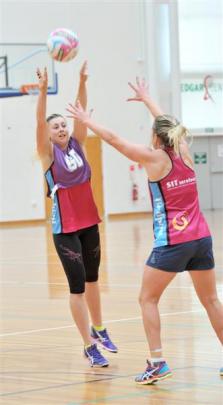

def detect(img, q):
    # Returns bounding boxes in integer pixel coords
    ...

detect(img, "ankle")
[84,343,93,349]
[150,357,165,365]
[93,325,105,332]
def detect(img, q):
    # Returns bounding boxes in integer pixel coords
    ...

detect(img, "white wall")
[0,0,181,220]
[0,97,46,220]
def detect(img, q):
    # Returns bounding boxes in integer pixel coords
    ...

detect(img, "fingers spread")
[66,104,80,114]
[66,107,75,114]
[128,82,137,92]
[66,115,76,119]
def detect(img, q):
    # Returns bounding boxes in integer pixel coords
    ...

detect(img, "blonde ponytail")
[153,114,192,154]
[167,125,189,155]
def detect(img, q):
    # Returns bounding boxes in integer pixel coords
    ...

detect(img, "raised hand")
[36,67,48,92]
[127,77,149,102]
[67,100,92,124]
[79,60,88,83]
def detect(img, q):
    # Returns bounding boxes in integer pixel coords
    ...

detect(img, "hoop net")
[19,83,39,104]
[20,83,39,95]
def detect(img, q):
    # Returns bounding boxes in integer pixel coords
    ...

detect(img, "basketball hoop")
[20,83,39,103]
[20,83,39,95]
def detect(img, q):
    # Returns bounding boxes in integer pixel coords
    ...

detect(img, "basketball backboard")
[0,43,58,97]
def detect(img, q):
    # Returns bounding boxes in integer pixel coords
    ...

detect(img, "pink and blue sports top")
[45,137,101,234]
[149,147,211,247]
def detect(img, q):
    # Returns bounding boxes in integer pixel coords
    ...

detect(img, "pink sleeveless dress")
[148,148,210,247]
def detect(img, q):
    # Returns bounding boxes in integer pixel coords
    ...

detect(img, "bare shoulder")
[149,148,170,162]
[144,148,171,180]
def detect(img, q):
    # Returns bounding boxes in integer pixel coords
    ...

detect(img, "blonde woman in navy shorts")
[67,77,223,383]
[36,62,117,368]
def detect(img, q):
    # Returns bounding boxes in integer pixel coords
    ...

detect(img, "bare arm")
[36,68,52,159]
[67,102,155,164]
[72,61,88,144]
[127,77,164,118]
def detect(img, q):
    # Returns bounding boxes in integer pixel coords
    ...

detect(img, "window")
[178,0,223,131]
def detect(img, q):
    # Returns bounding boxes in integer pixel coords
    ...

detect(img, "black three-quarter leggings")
[53,224,100,294]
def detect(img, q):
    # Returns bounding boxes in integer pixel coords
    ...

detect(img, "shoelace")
[89,345,103,361]
[144,361,158,375]
[139,366,158,380]
[97,329,109,342]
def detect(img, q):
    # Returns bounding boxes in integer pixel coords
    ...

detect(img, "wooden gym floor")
[0,210,222,404]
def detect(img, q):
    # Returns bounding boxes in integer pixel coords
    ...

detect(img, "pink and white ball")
[47,28,79,62]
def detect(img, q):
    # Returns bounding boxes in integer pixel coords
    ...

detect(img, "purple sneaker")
[84,344,109,367]
[135,360,172,385]
[91,326,118,353]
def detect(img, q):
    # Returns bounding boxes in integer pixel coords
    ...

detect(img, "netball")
[47,28,79,62]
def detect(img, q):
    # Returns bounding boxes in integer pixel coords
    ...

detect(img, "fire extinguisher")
[132,183,139,201]
[129,165,139,201]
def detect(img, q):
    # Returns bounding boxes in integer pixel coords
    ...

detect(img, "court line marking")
[1,368,221,399]
[0,374,129,398]
[0,309,205,338]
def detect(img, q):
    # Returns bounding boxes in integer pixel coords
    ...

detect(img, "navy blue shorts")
[146,236,214,273]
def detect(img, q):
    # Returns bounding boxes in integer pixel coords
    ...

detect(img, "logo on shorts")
[172,211,189,231]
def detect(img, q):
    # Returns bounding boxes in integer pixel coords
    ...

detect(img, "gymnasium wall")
[0,1,193,221]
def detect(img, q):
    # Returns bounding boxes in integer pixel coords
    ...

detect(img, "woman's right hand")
[36,67,48,92]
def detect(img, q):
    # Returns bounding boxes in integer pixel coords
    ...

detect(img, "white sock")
[151,348,162,353]
[151,357,164,365]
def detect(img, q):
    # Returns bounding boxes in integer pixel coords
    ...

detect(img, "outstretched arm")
[127,77,164,118]
[72,61,88,144]
[67,102,155,164]
[36,68,52,159]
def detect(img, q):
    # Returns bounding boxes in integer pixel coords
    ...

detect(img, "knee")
[69,277,85,294]
[70,286,85,294]
[138,291,159,307]
[85,274,98,283]
[85,264,99,283]
[199,294,219,309]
